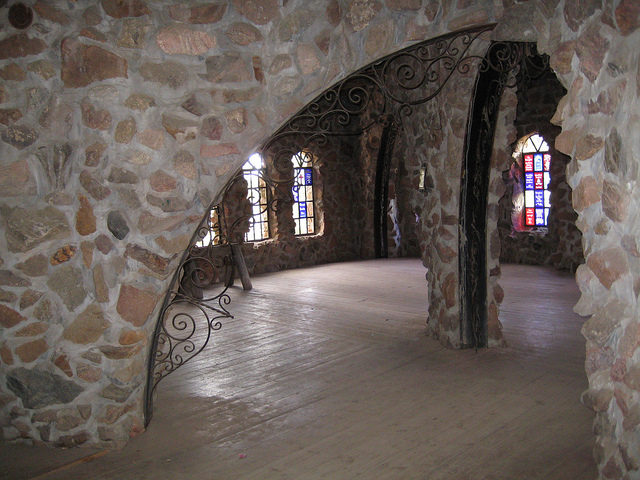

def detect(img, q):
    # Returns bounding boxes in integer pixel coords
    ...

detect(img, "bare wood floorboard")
[0,259,596,479]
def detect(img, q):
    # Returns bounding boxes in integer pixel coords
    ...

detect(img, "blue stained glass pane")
[292,187,299,201]
[535,209,545,225]
[299,202,307,218]
[304,169,313,185]
[534,153,543,171]
[525,173,535,190]
[534,191,544,207]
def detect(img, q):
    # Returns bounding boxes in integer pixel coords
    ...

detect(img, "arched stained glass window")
[521,133,551,227]
[291,152,315,236]
[244,153,270,242]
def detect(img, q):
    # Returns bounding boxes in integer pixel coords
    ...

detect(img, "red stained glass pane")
[524,154,534,172]
[525,208,535,226]
[534,172,544,189]
[543,154,551,171]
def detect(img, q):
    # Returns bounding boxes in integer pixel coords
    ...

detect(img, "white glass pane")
[523,133,549,153]
[245,153,263,169]
[525,190,534,208]
[539,139,549,152]
[523,137,537,153]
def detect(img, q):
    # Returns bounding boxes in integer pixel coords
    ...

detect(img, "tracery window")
[291,152,315,236]
[243,153,270,242]
[521,133,551,227]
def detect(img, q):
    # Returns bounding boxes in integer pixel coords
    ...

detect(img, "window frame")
[521,133,551,229]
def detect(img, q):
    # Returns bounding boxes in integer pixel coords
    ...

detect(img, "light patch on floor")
[1,259,595,479]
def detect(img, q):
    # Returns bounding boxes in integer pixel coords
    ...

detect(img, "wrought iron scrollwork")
[145,24,508,424]
[264,25,494,153]
[144,206,234,422]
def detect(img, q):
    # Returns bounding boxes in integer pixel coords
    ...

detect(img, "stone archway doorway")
[459,42,555,348]
[143,26,555,425]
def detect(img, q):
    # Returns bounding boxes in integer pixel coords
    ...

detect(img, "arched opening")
[460,41,582,350]
[136,29,591,477]
[145,25,499,423]
[145,26,573,419]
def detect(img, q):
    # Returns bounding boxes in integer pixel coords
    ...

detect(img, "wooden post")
[231,243,252,291]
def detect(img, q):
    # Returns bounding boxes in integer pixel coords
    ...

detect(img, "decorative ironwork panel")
[145,211,234,422]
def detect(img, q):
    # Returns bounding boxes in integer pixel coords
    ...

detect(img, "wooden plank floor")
[1,259,596,479]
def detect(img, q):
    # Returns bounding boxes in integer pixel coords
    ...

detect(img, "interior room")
[0,1,638,478]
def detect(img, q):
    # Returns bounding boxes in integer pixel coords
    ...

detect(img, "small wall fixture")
[418,166,426,190]
[418,165,433,192]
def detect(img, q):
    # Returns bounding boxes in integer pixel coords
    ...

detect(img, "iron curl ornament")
[263,24,494,154]
[144,24,511,424]
[145,211,234,415]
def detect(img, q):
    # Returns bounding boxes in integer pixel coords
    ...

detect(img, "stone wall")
[1,0,514,448]
[498,65,584,272]
[486,83,518,347]
[354,118,384,259]
[221,104,414,277]
[0,1,638,477]
[229,84,421,276]
[531,2,640,477]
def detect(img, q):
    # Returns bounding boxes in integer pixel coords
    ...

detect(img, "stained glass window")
[243,153,270,242]
[522,134,551,227]
[291,151,315,236]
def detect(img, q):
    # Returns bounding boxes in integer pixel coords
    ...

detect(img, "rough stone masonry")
[0,1,639,478]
